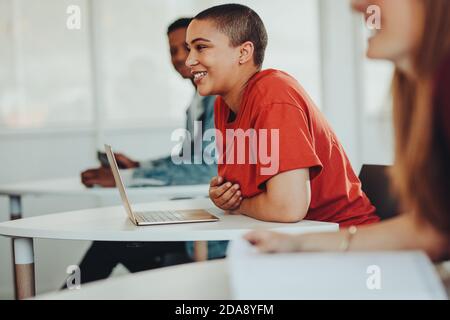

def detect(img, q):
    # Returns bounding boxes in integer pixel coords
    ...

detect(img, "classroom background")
[0,0,394,299]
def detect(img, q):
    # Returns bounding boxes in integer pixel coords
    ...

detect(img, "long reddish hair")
[391,0,450,233]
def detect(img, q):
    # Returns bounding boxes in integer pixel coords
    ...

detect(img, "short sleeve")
[254,103,323,190]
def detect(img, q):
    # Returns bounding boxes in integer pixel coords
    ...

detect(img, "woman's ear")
[239,41,255,65]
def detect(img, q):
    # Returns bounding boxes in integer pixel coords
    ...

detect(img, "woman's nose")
[185,52,198,68]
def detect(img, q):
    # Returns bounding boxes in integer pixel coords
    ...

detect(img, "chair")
[358,164,400,221]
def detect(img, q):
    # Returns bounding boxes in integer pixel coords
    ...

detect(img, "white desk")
[0,177,208,299]
[35,260,230,300]
[0,177,209,220]
[34,258,450,300]
[0,198,338,300]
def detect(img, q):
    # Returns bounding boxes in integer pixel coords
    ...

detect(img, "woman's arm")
[235,168,311,223]
[245,214,449,261]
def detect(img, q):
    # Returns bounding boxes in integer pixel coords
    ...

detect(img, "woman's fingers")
[217,184,240,206]
[210,181,232,199]
[244,230,272,246]
[244,231,296,253]
[209,176,223,187]
[222,190,243,211]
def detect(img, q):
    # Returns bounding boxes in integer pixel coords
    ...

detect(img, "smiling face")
[168,27,192,79]
[351,0,424,72]
[185,19,242,96]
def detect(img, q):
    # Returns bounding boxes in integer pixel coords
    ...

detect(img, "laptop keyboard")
[135,210,186,223]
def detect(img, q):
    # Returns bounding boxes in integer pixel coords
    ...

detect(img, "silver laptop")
[105,144,219,226]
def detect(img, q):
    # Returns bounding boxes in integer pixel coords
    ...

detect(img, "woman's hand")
[209,176,243,211]
[244,230,301,253]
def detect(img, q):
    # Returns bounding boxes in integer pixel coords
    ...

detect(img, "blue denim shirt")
[131,94,228,260]
[131,94,217,185]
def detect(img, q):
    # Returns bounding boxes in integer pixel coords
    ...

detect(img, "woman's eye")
[197,45,207,51]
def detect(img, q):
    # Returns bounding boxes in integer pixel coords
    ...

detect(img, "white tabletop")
[0,198,338,241]
[34,257,450,300]
[0,177,209,198]
[34,260,230,300]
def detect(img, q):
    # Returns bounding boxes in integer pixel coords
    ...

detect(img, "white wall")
[318,0,394,170]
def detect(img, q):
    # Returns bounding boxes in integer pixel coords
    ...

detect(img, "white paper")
[227,238,447,300]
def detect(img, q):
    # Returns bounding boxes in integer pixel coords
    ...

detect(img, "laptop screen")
[104,144,137,224]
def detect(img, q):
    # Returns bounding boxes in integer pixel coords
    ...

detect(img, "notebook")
[227,239,447,300]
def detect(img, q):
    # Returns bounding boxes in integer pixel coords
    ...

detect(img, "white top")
[34,260,230,300]
[0,198,338,241]
[0,177,208,199]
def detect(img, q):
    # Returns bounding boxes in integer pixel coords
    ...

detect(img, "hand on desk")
[209,176,243,212]
[113,153,140,169]
[81,167,116,188]
[244,230,300,253]
[81,153,139,188]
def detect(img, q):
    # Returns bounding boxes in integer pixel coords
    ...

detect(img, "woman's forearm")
[235,169,310,222]
[237,192,306,222]
[297,214,448,261]
[237,193,281,222]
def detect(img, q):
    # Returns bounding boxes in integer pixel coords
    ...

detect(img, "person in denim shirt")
[76,18,227,285]
[123,93,218,187]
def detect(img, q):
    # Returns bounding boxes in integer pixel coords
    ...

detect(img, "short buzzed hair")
[167,17,193,35]
[194,4,268,68]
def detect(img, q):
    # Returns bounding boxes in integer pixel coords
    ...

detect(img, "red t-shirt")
[214,69,379,226]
